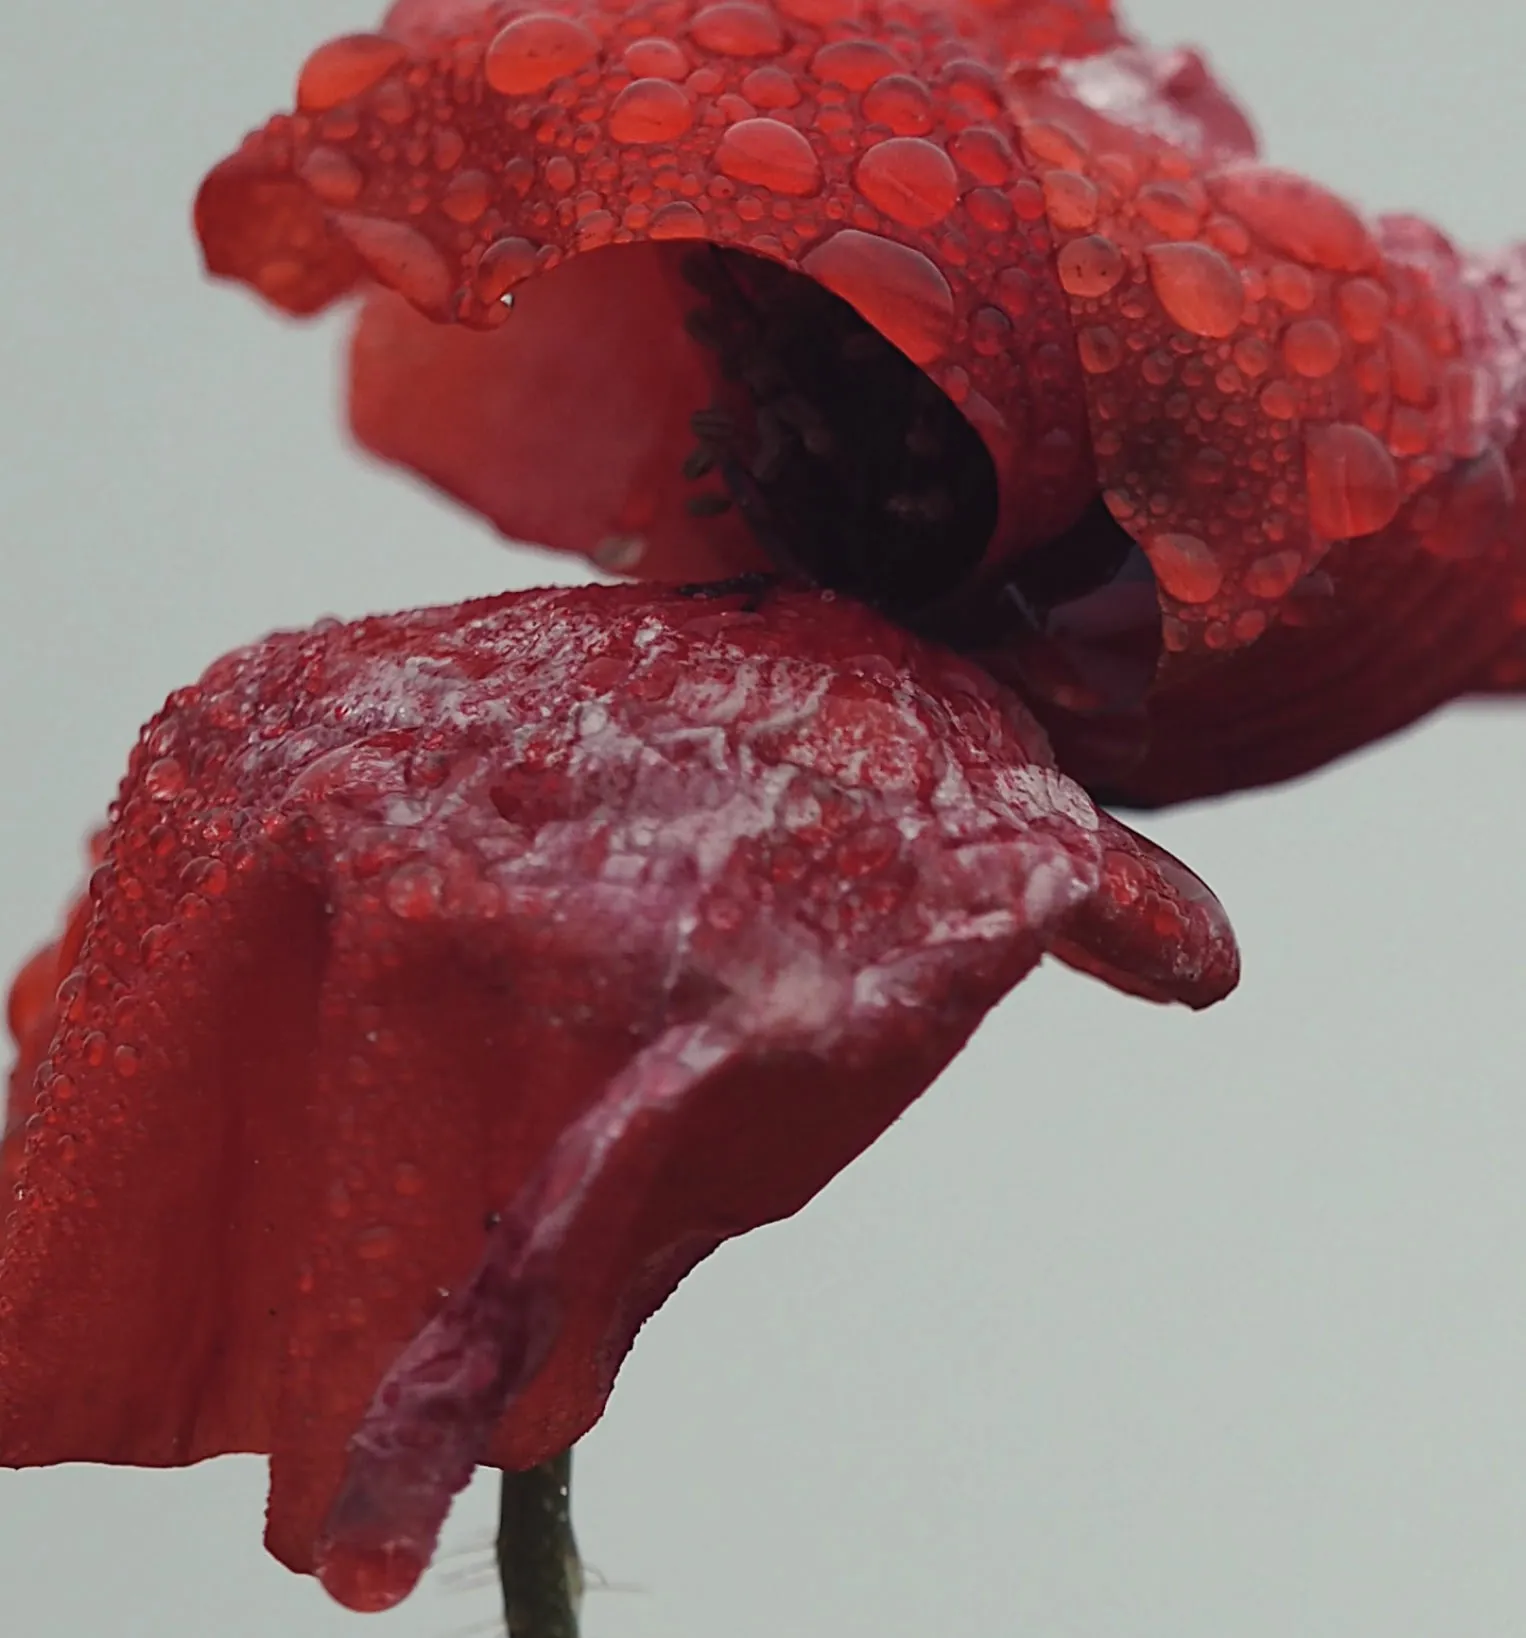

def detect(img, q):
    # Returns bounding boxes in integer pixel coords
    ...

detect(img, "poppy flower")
[192,0,1526,802]
[2,0,1522,1620]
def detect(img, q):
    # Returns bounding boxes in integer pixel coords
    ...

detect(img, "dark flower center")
[675,246,1161,783]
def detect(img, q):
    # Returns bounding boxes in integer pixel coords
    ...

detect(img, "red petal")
[195,0,1114,570]
[0,582,1234,1605]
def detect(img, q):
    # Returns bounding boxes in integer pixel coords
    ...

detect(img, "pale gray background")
[2,0,1525,1632]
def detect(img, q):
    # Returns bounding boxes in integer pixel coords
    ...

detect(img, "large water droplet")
[862,74,933,135]
[484,13,598,96]
[1207,165,1377,273]
[855,137,958,227]
[609,78,694,144]
[1055,234,1124,298]
[800,229,954,365]
[1144,241,1243,338]
[335,215,453,314]
[1149,532,1223,603]
[299,146,365,206]
[623,36,689,80]
[1281,317,1342,378]
[474,236,540,301]
[716,118,821,196]
[812,38,900,88]
[297,34,407,112]
[317,1541,426,1614]
[691,1,784,55]
[1304,421,1400,538]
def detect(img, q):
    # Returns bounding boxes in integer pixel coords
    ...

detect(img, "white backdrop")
[2,1,1525,1633]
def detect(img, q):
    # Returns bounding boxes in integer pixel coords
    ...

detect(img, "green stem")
[496,1450,583,1638]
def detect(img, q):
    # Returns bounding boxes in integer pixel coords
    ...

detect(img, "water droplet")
[1041,169,1098,232]
[1267,261,1314,312]
[1149,532,1223,603]
[1384,321,1437,406]
[1336,277,1390,343]
[623,36,689,80]
[855,137,958,227]
[113,1043,140,1078]
[1055,234,1124,299]
[441,169,491,223]
[801,229,954,365]
[949,126,1011,187]
[1232,335,1271,377]
[1304,421,1400,538]
[741,64,800,106]
[811,38,900,88]
[297,34,407,112]
[649,200,708,240]
[609,78,694,144]
[1077,325,1122,374]
[1135,180,1205,239]
[970,305,1010,356]
[1258,378,1299,420]
[1243,549,1304,598]
[335,215,452,313]
[1144,241,1243,338]
[484,13,598,96]
[1281,317,1342,378]
[544,155,577,193]
[1207,165,1377,273]
[691,1,783,56]
[385,861,444,919]
[317,1541,426,1615]
[861,74,932,136]
[474,236,540,301]
[1020,119,1087,170]
[716,118,821,196]
[299,146,365,206]
[1420,446,1514,558]
[143,757,185,800]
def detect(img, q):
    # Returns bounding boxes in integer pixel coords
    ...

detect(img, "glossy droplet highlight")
[1144,241,1244,338]
[1207,165,1377,273]
[1304,421,1401,539]
[1055,235,1124,299]
[297,34,407,112]
[716,118,821,196]
[336,216,452,314]
[801,230,953,365]
[484,14,598,96]
[1149,532,1223,604]
[473,236,540,301]
[855,137,958,228]
[623,36,688,80]
[609,79,694,144]
[691,2,784,56]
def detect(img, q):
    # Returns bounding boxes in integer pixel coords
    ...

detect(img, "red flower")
[193,0,1526,801]
[1,585,1232,1610]
[3,0,1522,1616]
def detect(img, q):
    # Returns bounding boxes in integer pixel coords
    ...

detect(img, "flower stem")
[496,1450,583,1638]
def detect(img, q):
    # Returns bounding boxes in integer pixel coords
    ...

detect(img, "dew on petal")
[716,118,821,196]
[1281,317,1342,378]
[299,147,365,206]
[1207,165,1377,273]
[473,236,540,301]
[1041,169,1098,232]
[1144,241,1243,338]
[740,64,800,106]
[862,74,932,135]
[623,36,689,80]
[1336,276,1390,343]
[1135,180,1205,239]
[690,2,784,56]
[649,200,708,239]
[855,137,958,228]
[1149,532,1223,603]
[1055,234,1124,299]
[1077,325,1122,374]
[609,79,694,144]
[297,34,407,112]
[441,170,491,224]
[800,229,954,364]
[1304,421,1401,538]
[484,13,599,96]
[1243,548,1305,598]
[811,39,900,89]
[336,215,453,314]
